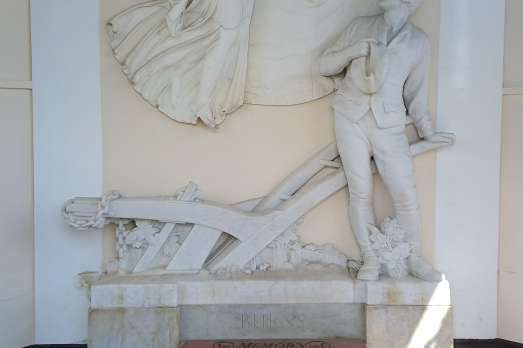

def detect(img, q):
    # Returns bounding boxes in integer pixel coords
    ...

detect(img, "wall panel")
[32,0,103,343]
[435,0,505,339]
[0,89,34,348]
[0,0,31,81]
[100,0,441,267]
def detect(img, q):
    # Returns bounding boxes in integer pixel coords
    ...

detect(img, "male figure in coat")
[319,0,454,281]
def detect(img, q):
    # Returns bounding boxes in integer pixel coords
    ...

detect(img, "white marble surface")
[64,138,452,276]
[245,0,380,105]
[366,305,453,348]
[318,0,454,284]
[89,308,179,348]
[355,275,451,306]
[107,0,383,122]
[91,279,178,309]
[90,272,451,309]
[107,0,254,127]
[180,304,365,340]
[91,271,356,308]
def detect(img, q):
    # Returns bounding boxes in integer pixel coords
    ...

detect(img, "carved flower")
[382,216,405,242]
[366,218,411,278]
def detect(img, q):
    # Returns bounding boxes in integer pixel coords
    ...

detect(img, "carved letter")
[242,315,250,329]
[295,315,305,328]
[269,315,278,329]
[254,315,264,329]
[282,315,294,327]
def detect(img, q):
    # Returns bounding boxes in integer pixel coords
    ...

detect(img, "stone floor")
[23,339,523,348]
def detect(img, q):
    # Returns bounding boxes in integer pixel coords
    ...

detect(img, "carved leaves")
[163,235,180,256]
[368,217,410,278]
[124,220,160,248]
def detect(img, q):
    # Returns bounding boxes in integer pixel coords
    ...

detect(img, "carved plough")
[62,123,454,274]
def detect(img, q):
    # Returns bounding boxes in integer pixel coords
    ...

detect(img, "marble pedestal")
[89,308,180,348]
[87,272,453,347]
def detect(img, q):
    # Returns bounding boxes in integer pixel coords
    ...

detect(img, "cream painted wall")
[498,0,523,343]
[0,0,31,81]
[100,0,441,266]
[0,2,34,347]
[503,0,523,89]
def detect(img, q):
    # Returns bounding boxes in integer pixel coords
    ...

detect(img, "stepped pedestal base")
[88,272,454,348]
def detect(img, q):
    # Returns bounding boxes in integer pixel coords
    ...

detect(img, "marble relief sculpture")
[244,0,381,105]
[107,0,254,127]
[66,0,457,280]
[66,2,459,345]
[107,0,382,126]
[319,0,455,281]
[62,134,452,276]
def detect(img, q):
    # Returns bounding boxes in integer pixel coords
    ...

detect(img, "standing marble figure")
[320,0,454,281]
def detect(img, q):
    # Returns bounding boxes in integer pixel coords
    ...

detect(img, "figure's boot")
[350,205,380,281]
[396,209,444,282]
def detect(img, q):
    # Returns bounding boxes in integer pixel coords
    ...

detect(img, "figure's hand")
[424,132,455,144]
[347,37,379,60]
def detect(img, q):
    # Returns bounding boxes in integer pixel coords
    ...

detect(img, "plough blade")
[62,128,454,274]
[207,137,455,270]
[207,168,348,270]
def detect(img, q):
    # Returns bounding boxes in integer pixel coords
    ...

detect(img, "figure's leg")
[369,120,444,282]
[334,112,380,281]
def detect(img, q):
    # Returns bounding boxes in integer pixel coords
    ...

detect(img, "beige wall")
[100,0,441,266]
[0,1,34,347]
[0,0,31,81]
[498,0,523,343]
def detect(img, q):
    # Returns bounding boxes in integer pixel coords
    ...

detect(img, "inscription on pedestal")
[180,304,365,340]
[212,342,332,348]
[181,339,366,348]
[241,315,305,329]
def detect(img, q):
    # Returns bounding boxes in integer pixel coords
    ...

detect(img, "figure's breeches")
[334,110,419,213]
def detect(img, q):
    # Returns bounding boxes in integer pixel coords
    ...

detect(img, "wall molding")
[503,87,523,96]
[435,0,505,339]
[0,80,33,89]
[31,0,103,343]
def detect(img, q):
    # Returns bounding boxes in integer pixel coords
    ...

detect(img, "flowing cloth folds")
[245,0,380,105]
[107,0,254,125]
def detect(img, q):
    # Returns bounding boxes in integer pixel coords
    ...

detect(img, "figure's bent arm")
[319,48,354,77]
[319,18,363,77]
